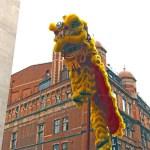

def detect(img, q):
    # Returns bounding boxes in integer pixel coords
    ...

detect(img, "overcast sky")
[13,0,150,106]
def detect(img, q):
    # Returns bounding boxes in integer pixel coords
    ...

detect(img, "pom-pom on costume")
[49,14,125,150]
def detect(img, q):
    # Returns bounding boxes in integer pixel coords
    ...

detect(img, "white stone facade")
[0,0,20,149]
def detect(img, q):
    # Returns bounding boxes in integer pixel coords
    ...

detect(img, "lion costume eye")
[71,20,81,28]
[56,21,63,29]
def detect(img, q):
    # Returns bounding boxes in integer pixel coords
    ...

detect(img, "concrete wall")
[0,0,20,148]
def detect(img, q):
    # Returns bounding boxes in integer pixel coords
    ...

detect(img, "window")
[47,93,50,98]
[11,132,17,149]
[142,132,148,147]
[45,70,50,79]
[131,146,135,150]
[40,95,46,108]
[38,124,44,143]
[39,79,51,91]
[118,141,121,150]
[128,129,133,138]
[127,103,131,115]
[140,111,144,122]
[112,137,116,146]
[55,95,61,103]
[24,103,28,109]
[62,143,68,150]
[125,144,130,150]
[63,117,69,131]
[129,130,133,138]
[125,127,129,136]
[122,97,126,112]
[125,126,133,138]
[15,106,19,118]
[66,90,71,99]
[54,119,61,134]
[53,144,59,150]
[60,66,69,81]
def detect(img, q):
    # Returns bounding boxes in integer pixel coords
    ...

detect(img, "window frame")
[62,117,69,132]
[11,132,17,149]
[55,95,61,103]
[54,119,61,134]
[127,102,131,115]
[37,123,44,144]
[62,142,68,150]
[53,143,59,150]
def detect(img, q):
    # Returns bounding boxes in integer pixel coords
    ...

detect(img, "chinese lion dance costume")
[49,14,125,150]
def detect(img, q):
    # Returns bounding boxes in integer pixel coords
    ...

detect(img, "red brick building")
[2,42,150,150]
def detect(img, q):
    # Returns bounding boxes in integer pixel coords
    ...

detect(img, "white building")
[0,0,20,149]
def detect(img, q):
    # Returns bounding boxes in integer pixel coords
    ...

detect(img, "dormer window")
[39,70,51,91]
[45,70,50,79]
